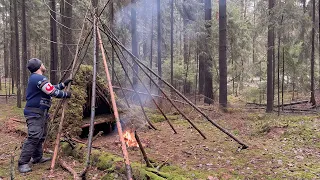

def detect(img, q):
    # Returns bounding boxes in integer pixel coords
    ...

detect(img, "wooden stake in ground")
[97,27,133,180]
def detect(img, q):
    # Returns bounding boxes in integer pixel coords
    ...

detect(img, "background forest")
[0,0,320,110]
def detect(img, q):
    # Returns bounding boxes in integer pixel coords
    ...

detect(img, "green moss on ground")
[61,142,199,179]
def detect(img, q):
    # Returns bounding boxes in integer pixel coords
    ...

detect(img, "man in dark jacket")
[18,58,72,173]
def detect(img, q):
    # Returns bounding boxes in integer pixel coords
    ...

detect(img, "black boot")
[31,157,52,164]
[18,164,32,173]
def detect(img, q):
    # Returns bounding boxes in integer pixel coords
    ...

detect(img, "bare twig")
[59,159,80,180]
[156,158,169,171]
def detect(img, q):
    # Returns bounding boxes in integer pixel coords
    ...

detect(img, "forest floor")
[0,95,319,179]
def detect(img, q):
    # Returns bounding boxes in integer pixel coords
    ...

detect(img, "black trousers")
[18,111,48,165]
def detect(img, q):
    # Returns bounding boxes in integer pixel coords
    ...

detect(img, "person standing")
[18,58,72,173]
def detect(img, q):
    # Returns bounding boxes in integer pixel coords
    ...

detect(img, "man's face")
[40,64,46,73]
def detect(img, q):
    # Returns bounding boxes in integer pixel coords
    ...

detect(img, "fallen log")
[280,108,318,112]
[0,95,16,97]
[246,100,309,108]
[81,120,113,128]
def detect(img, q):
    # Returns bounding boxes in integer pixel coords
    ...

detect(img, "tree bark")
[60,0,65,78]
[219,0,227,107]
[204,0,214,105]
[50,0,58,84]
[282,47,285,111]
[150,3,154,89]
[266,0,275,112]
[310,0,316,106]
[3,2,9,78]
[157,0,162,93]
[110,1,115,83]
[170,0,174,92]
[13,0,21,108]
[21,0,27,101]
[60,0,73,80]
[199,52,205,95]
[10,0,15,93]
[319,0,320,88]
[131,0,138,88]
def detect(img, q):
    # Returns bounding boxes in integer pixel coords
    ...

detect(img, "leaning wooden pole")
[50,9,88,172]
[134,131,153,167]
[80,15,98,177]
[97,27,133,180]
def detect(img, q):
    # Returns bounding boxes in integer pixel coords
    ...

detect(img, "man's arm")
[37,79,71,98]
[54,83,65,90]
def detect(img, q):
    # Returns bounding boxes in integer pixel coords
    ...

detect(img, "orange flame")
[123,131,139,147]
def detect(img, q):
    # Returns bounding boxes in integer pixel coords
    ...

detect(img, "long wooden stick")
[134,131,152,168]
[97,26,133,180]
[50,8,89,172]
[79,15,97,177]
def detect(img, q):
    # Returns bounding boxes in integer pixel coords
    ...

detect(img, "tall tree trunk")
[299,0,306,64]
[60,0,73,80]
[282,47,285,111]
[142,0,148,62]
[10,0,15,93]
[266,0,275,112]
[111,1,115,83]
[273,31,276,103]
[13,0,21,108]
[204,0,214,104]
[131,0,138,88]
[21,0,27,101]
[170,0,174,91]
[157,0,162,93]
[199,52,205,95]
[150,2,154,89]
[219,0,227,107]
[60,0,65,78]
[277,20,282,115]
[3,2,9,78]
[252,0,256,64]
[310,0,316,105]
[50,0,58,84]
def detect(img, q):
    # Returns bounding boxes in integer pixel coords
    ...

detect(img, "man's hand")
[63,79,73,87]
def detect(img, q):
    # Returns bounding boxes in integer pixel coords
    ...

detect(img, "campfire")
[123,131,139,147]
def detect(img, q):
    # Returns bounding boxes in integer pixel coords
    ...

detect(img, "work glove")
[65,91,72,98]
[63,79,73,87]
